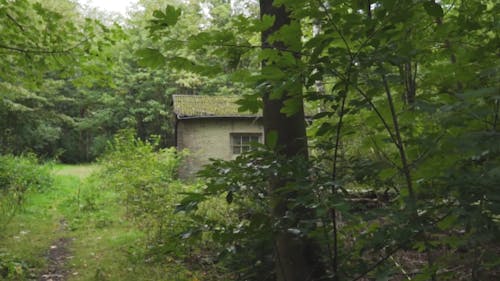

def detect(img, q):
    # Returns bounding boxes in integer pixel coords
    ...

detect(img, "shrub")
[98,130,189,254]
[0,154,53,234]
[99,131,236,279]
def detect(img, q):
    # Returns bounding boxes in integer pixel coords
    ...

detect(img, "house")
[173,95,264,178]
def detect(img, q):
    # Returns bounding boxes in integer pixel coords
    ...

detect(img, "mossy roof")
[172,94,317,119]
[173,95,261,119]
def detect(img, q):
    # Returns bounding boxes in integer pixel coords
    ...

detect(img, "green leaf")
[236,94,262,114]
[175,192,206,213]
[261,65,286,80]
[269,21,302,52]
[315,122,334,137]
[437,214,458,230]
[254,15,275,32]
[152,10,165,19]
[423,1,444,18]
[135,48,165,68]
[313,112,332,119]
[266,130,278,149]
[281,97,302,117]
[165,6,182,25]
[148,5,182,33]
[379,168,394,180]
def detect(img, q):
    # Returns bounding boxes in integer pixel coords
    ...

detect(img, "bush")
[0,154,53,234]
[98,131,189,253]
[98,131,236,279]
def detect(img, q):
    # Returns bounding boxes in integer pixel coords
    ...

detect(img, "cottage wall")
[177,118,263,178]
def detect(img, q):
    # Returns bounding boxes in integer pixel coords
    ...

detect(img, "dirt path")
[36,165,97,281]
[39,220,72,281]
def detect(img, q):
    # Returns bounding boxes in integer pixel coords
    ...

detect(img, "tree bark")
[260,1,324,280]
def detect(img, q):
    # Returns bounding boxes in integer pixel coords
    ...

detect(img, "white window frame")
[230,133,261,154]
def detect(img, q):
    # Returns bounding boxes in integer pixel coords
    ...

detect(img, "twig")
[408,133,444,169]
[368,133,402,172]
[329,64,352,280]
[381,72,414,199]
[353,85,398,146]
[389,255,411,280]
[6,13,25,31]
[317,0,353,60]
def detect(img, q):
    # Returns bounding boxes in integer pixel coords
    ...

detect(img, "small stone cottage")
[173,95,264,178]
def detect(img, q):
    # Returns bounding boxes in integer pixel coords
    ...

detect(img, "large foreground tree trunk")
[260,1,324,280]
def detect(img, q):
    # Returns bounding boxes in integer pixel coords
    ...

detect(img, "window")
[231,133,261,154]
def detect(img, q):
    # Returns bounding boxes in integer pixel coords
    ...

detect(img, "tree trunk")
[260,1,324,280]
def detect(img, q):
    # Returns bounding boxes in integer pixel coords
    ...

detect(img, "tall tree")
[0,0,112,158]
[260,1,324,280]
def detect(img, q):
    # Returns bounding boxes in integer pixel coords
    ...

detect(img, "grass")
[0,164,204,281]
[0,164,72,280]
[52,164,99,179]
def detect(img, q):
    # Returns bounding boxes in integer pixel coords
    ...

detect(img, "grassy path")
[1,164,197,281]
[38,165,97,281]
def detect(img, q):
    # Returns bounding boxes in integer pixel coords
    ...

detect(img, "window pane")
[233,146,241,154]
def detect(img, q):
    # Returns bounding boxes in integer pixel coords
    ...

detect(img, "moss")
[173,94,317,119]
[173,95,261,118]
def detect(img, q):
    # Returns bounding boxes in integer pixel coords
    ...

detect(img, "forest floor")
[0,164,200,281]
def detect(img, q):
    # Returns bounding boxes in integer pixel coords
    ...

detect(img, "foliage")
[1,0,258,163]
[98,131,188,253]
[145,0,500,280]
[1,0,498,280]
[1,163,216,281]
[0,0,125,162]
[179,146,328,280]
[0,154,53,235]
[0,154,53,279]
[97,131,236,278]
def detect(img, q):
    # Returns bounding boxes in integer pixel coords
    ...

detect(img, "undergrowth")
[96,130,234,280]
[0,159,230,280]
[0,154,55,280]
[0,132,237,280]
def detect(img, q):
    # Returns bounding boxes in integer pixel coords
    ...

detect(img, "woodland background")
[0,0,499,280]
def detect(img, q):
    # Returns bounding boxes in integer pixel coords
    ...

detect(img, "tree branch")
[0,38,88,55]
[6,13,25,32]
[381,72,414,200]
[353,85,398,146]
[368,134,402,172]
